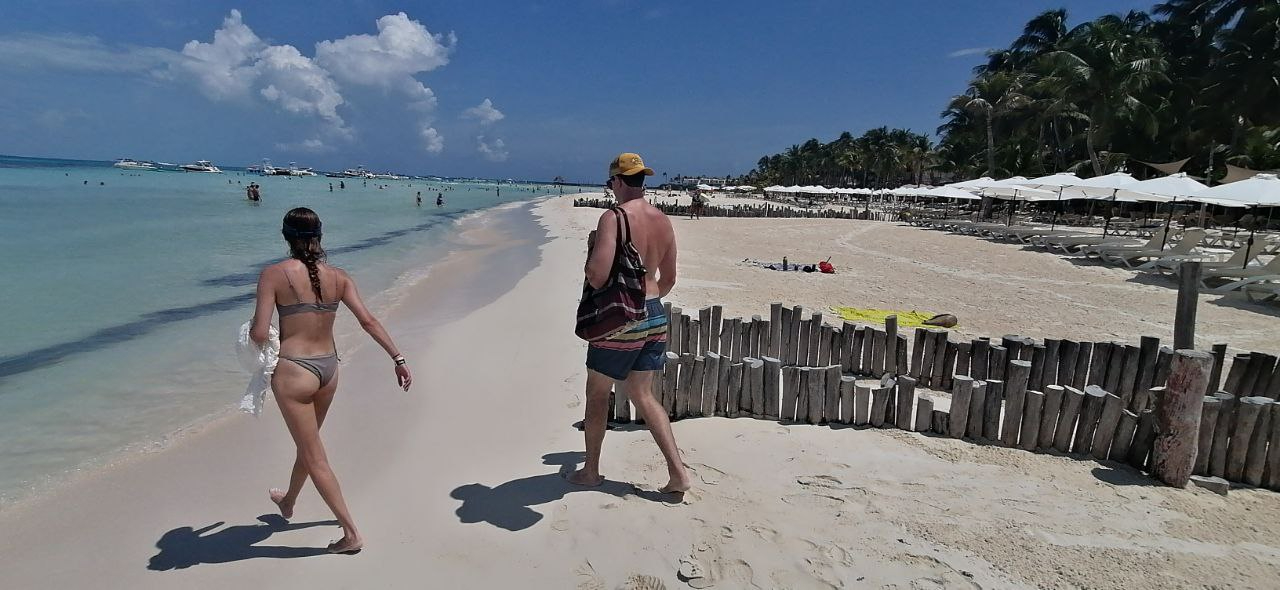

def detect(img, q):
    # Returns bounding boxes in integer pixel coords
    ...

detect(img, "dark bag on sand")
[575,207,648,341]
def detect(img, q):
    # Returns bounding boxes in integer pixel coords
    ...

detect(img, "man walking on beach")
[570,152,691,495]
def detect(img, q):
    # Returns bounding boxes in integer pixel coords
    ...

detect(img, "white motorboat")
[180,160,222,173]
[113,158,156,171]
[342,166,372,178]
[287,162,317,177]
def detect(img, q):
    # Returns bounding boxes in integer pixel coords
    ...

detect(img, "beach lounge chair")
[1198,256,1280,290]
[1136,240,1263,276]
[1206,274,1280,297]
[1245,281,1280,303]
[1073,231,1170,257]
[1095,229,1207,268]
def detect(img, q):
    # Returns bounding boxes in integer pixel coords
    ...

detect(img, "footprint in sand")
[575,560,606,590]
[747,524,781,543]
[687,463,726,485]
[715,558,756,587]
[796,475,846,489]
[567,394,582,408]
[616,574,666,590]
[552,504,570,531]
[781,493,846,510]
[678,555,711,589]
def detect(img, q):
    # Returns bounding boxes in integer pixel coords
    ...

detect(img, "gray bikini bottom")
[281,353,339,387]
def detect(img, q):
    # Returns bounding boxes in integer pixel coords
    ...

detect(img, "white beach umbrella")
[969,177,1057,201]
[946,176,996,190]
[1017,172,1084,229]
[1190,174,1280,267]
[1058,172,1140,199]
[696,184,716,191]
[920,186,981,200]
[764,185,786,193]
[1120,173,1209,247]
[736,185,757,191]
[1190,173,1280,206]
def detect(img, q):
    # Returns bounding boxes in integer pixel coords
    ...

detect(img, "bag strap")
[612,206,632,249]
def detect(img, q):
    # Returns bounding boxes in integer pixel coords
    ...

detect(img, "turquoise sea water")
[0,156,579,505]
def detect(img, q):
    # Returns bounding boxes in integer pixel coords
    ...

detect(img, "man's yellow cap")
[609,152,655,177]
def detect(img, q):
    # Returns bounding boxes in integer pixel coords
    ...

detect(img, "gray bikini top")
[276,267,340,317]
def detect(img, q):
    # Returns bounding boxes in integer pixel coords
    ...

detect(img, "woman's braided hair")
[282,207,327,302]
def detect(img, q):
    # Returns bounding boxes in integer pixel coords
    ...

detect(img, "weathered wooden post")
[1091,392,1125,460]
[948,376,974,439]
[779,365,799,421]
[769,303,783,359]
[1226,396,1268,482]
[1174,262,1200,350]
[914,396,933,432]
[1194,394,1224,475]
[1208,392,1236,478]
[1073,385,1109,455]
[1000,360,1032,447]
[911,328,927,378]
[1244,400,1273,486]
[884,315,899,375]
[1128,409,1157,469]
[896,375,917,429]
[703,352,722,418]
[1152,350,1212,488]
[763,356,782,420]
[967,380,987,439]
[1110,410,1140,461]
[854,383,872,426]
[1019,390,1045,452]
[688,355,707,418]
[870,380,894,428]
[823,365,841,423]
[982,380,1004,441]
[662,351,679,416]
[726,362,745,419]
[839,376,857,424]
[1038,384,1064,449]
[1053,386,1085,452]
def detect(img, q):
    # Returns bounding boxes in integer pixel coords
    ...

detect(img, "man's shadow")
[449,451,674,532]
[148,514,337,570]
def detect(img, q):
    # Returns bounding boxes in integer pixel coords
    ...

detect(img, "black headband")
[282,221,322,239]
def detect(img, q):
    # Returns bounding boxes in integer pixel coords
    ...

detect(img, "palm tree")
[1041,13,1168,175]
[946,71,1030,176]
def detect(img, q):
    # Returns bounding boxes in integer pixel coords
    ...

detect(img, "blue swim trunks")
[585,298,669,380]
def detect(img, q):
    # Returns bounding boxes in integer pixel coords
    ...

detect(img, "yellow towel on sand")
[830,307,951,329]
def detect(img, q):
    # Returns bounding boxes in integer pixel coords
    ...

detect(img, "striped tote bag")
[575,206,648,341]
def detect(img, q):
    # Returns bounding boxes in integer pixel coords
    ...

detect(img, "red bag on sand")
[818,261,835,274]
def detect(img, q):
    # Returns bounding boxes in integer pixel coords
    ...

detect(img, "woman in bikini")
[250,207,413,554]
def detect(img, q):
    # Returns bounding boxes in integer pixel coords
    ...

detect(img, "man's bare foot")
[566,468,604,487]
[269,488,294,519]
[659,473,692,495]
[327,535,363,555]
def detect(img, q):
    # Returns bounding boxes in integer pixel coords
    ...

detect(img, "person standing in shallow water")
[250,207,413,555]
[569,152,692,495]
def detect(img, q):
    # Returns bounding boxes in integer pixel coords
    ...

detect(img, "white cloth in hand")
[236,320,279,416]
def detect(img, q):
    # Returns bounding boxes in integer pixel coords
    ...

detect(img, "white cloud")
[476,135,508,162]
[255,45,345,129]
[420,126,444,154]
[462,98,504,126]
[402,78,437,111]
[315,12,454,86]
[947,47,992,59]
[0,33,176,73]
[177,9,264,99]
[274,138,334,153]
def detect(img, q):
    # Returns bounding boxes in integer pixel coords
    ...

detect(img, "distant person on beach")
[416,193,422,207]
[436,193,444,207]
[249,207,413,555]
[571,152,691,495]
[339,180,345,190]
[689,191,705,220]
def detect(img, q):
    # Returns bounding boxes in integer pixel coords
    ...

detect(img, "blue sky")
[0,0,1153,182]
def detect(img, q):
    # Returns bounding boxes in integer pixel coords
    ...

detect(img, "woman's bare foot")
[269,488,294,519]
[327,535,363,555]
[566,468,604,487]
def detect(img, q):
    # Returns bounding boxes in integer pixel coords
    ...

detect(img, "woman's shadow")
[148,514,336,570]
[449,451,674,532]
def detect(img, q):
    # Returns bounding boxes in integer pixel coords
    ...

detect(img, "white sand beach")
[1,194,1278,589]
